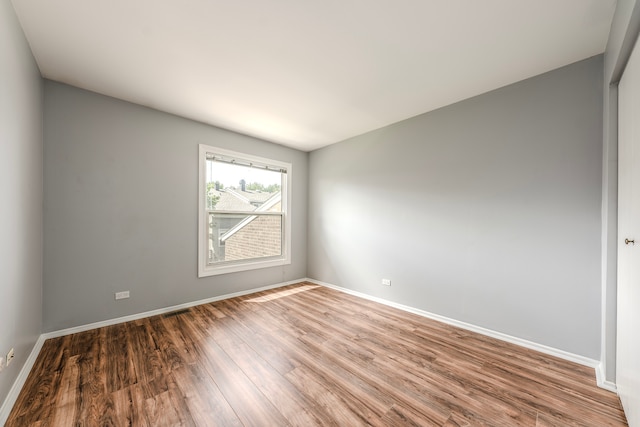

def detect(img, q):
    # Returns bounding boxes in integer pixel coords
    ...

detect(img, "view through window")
[198,145,290,276]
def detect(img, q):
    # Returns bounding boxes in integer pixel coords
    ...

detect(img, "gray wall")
[0,0,43,410]
[601,0,640,383]
[308,56,604,359]
[43,81,308,332]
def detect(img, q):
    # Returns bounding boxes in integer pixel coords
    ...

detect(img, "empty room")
[2,0,640,425]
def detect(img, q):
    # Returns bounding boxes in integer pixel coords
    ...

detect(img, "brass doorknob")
[625,238,635,245]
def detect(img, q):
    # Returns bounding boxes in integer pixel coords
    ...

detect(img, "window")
[198,145,291,277]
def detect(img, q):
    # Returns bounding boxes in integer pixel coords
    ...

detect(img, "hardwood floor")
[7,282,627,426]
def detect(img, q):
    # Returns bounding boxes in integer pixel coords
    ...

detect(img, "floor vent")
[163,309,190,318]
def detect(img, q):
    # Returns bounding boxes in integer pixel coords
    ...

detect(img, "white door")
[618,33,640,427]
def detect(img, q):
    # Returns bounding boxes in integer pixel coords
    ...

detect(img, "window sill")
[198,257,291,277]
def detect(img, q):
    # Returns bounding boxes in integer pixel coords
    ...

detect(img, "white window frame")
[198,144,292,277]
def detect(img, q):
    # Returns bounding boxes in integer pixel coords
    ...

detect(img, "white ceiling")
[11,0,616,152]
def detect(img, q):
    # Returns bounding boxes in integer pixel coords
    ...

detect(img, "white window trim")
[198,144,292,277]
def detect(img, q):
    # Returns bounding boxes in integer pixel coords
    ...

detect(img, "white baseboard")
[305,278,616,391]
[595,362,618,392]
[43,278,304,339]
[0,335,46,426]
[0,277,305,422]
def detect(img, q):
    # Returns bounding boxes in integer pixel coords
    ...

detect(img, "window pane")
[206,158,282,212]
[199,144,291,277]
[208,213,282,264]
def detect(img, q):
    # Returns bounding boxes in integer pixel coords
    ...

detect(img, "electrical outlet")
[382,278,391,286]
[6,348,14,366]
[115,291,130,300]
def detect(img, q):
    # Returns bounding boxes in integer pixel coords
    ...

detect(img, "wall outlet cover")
[115,291,130,300]
[6,348,14,366]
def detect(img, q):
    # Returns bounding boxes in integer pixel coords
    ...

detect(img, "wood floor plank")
[210,307,300,375]
[195,335,290,427]
[147,315,186,373]
[144,389,195,427]
[7,335,70,426]
[285,365,387,427]
[48,355,79,426]
[225,308,398,425]
[231,308,397,419]
[172,364,243,427]
[6,282,628,426]
[112,383,149,427]
[205,316,327,426]
[319,335,453,424]
[73,328,110,425]
[104,323,137,393]
[125,321,164,387]
[160,314,199,367]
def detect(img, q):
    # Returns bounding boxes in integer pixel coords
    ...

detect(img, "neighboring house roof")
[209,187,277,212]
[227,188,275,205]
[220,192,281,242]
[210,190,253,211]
